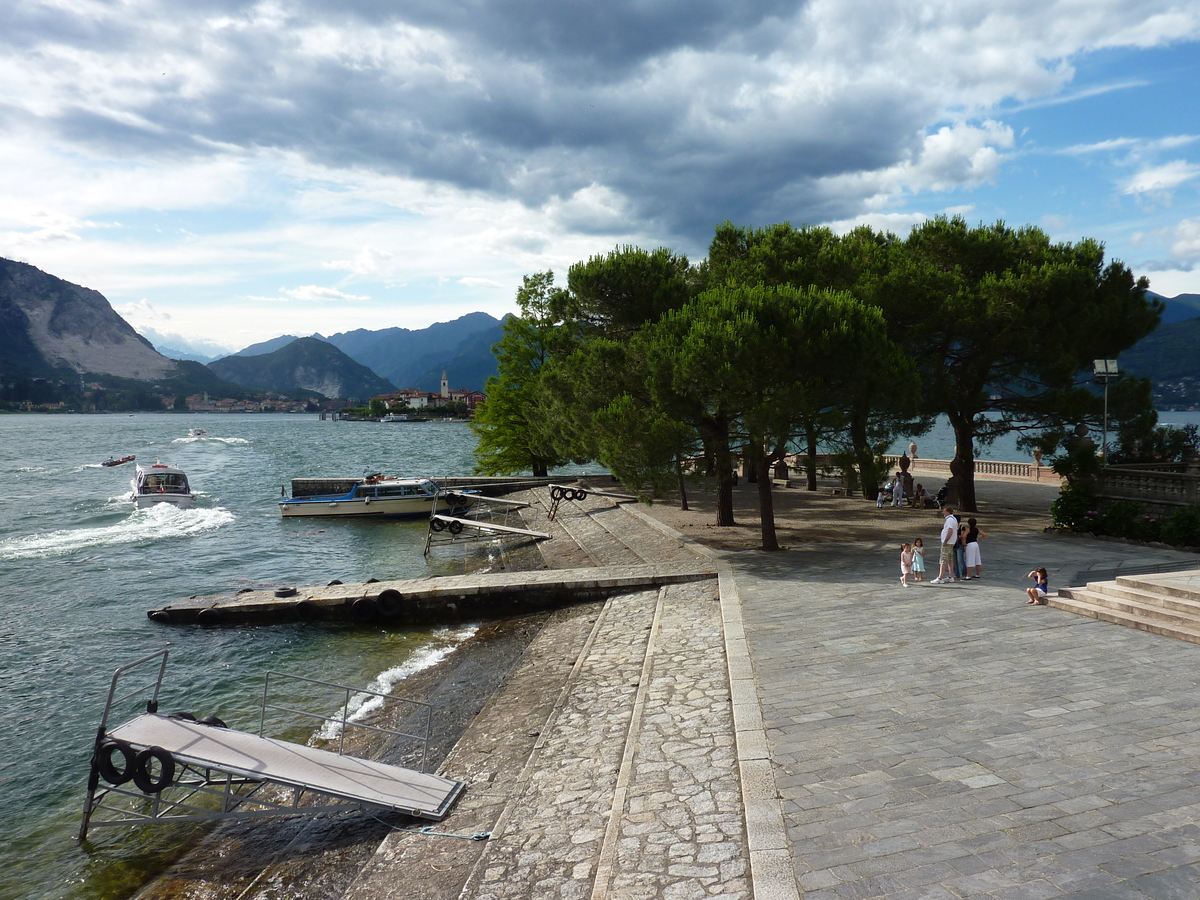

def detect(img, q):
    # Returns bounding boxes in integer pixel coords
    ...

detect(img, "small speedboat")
[188,427,208,438]
[279,475,474,518]
[101,455,136,467]
[131,461,195,509]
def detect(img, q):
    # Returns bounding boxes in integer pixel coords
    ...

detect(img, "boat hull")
[279,494,471,518]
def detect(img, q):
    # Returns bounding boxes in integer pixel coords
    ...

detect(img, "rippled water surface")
[0,413,500,900]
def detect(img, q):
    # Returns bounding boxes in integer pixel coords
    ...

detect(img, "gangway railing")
[424,489,550,555]
[79,650,464,841]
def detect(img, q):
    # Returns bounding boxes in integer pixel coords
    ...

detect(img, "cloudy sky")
[2,0,1199,354]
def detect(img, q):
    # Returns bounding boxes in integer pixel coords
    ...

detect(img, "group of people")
[896,501,1052,603]
[876,476,934,509]
[898,505,986,586]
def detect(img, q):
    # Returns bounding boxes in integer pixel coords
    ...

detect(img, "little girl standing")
[911,538,926,582]
[900,542,913,587]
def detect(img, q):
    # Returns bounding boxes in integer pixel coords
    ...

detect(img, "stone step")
[1058,586,1200,630]
[1077,582,1200,618]
[1049,592,1200,646]
[1115,572,1200,604]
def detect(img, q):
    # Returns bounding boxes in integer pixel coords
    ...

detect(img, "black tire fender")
[96,738,135,785]
[430,518,446,532]
[294,599,318,621]
[274,586,298,598]
[197,716,228,728]
[196,607,222,626]
[573,489,587,501]
[351,596,378,623]
[448,520,464,535]
[132,746,175,794]
[168,711,197,721]
[550,486,564,501]
[327,579,343,586]
[376,589,403,618]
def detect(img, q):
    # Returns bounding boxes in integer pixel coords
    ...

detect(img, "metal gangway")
[423,489,551,555]
[79,650,464,840]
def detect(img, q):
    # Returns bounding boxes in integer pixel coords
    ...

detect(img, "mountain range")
[3,255,1197,406]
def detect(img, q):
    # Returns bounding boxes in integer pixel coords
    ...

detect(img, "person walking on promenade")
[1026,567,1050,604]
[891,471,904,507]
[931,506,959,583]
[963,517,987,579]
[911,537,926,581]
[877,486,887,508]
[900,543,914,586]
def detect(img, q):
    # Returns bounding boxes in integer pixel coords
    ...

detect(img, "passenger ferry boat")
[279,475,475,518]
[131,461,195,509]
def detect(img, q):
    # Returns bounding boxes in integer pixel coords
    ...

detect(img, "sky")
[2,1,1199,356]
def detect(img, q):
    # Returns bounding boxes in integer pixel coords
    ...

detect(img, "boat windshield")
[140,473,190,493]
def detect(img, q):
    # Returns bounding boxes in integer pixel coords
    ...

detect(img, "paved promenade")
[133,481,1200,900]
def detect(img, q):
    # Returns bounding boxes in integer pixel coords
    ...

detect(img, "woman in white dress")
[963,517,987,579]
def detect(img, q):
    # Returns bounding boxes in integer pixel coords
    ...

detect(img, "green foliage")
[1050,483,1098,530]
[890,216,1161,510]
[1162,506,1200,547]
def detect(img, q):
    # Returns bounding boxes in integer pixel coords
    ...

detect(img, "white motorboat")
[279,475,474,518]
[131,461,195,509]
[189,427,208,438]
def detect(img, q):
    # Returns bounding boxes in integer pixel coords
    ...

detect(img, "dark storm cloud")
[5,0,967,243]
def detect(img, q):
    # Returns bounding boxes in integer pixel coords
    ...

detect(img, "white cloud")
[1122,160,1200,196]
[279,285,371,302]
[322,246,396,276]
[458,277,502,288]
[1170,218,1200,263]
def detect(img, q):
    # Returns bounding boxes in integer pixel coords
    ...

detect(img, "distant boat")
[280,475,473,518]
[101,455,136,467]
[189,427,208,438]
[131,462,195,509]
[380,414,427,423]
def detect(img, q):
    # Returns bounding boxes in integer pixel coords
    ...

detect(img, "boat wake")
[172,435,251,444]
[0,504,235,561]
[316,626,480,741]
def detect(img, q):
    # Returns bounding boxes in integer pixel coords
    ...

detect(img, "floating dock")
[147,563,718,626]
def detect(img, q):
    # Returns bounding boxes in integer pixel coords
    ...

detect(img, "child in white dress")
[900,543,913,586]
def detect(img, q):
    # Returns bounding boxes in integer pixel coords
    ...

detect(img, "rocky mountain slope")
[0,258,176,380]
[207,337,396,400]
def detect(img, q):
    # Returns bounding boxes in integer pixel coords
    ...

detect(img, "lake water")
[0,414,541,900]
[3,409,1197,900]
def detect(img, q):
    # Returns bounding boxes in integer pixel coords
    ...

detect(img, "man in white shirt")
[931,505,959,583]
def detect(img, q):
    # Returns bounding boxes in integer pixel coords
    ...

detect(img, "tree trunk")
[532,460,549,478]
[804,424,819,491]
[700,416,736,526]
[676,455,689,511]
[850,411,880,500]
[755,445,780,551]
[948,414,977,512]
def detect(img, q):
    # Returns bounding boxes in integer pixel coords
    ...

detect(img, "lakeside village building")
[373,371,486,412]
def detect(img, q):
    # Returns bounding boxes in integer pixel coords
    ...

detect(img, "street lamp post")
[1093,359,1119,464]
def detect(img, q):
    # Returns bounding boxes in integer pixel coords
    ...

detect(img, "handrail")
[260,671,433,772]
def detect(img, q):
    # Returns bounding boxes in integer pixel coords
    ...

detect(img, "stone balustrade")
[1094,467,1199,509]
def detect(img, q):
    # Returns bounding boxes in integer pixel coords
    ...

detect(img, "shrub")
[1162,505,1200,548]
[1051,484,1097,531]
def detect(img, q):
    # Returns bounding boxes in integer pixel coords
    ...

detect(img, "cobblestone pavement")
[724,528,1200,900]
[462,579,747,900]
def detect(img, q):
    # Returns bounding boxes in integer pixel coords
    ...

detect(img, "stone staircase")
[1053,570,1200,644]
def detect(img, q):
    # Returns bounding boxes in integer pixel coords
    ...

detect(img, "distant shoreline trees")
[474,217,1162,550]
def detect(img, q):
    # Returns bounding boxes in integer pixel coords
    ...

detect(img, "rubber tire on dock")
[351,596,379,623]
[132,746,175,794]
[274,586,298,598]
[294,599,318,621]
[376,589,403,619]
[196,607,223,626]
[96,739,135,786]
[197,716,228,728]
